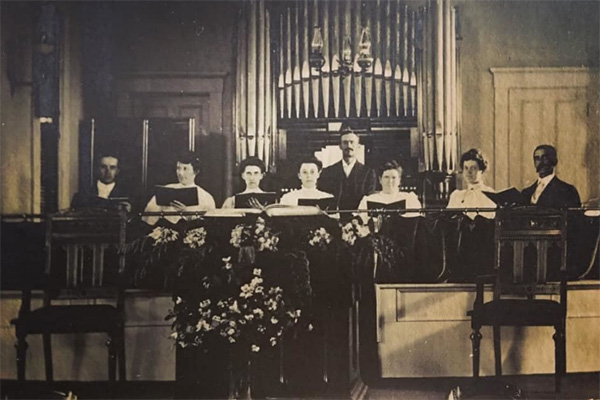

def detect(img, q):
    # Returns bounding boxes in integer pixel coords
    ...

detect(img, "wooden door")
[493,68,599,203]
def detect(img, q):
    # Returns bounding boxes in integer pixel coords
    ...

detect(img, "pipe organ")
[234,0,460,178]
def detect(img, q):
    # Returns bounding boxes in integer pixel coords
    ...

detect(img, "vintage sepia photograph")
[1,0,599,399]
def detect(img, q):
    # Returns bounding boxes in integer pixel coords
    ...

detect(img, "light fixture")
[309,26,325,70]
[310,26,373,75]
[335,35,354,76]
[356,27,373,71]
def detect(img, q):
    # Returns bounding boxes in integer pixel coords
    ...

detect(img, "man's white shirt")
[342,159,357,178]
[531,173,555,204]
[96,181,116,199]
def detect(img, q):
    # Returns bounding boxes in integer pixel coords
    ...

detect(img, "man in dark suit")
[318,129,377,211]
[71,153,131,210]
[521,144,581,208]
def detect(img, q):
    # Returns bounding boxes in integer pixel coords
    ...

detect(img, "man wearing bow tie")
[521,145,580,208]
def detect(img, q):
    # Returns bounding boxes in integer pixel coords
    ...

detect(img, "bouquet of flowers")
[307,227,333,250]
[166,255,309,354]
[126,222,211,289]
[230,217,280,252]
[340,219,371,246]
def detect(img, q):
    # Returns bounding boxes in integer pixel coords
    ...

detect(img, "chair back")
[44,208,127,306]
[494,207,567,300]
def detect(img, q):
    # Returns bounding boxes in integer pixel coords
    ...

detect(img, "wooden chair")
[11,208,127,393]
[467,208,567,392]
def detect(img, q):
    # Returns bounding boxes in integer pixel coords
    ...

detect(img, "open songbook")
[297,197,337,211]
[367,200,406,215]
[482,188,524,207]
[234,192,278,209]
[155,185,199,206]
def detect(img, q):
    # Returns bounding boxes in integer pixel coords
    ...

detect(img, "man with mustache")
[318,129,377,211]
[521,144,580,208]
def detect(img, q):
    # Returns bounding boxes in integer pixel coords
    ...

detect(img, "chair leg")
[117,329,126,381]
[43,333,54,382]
[15,336,28,382]
[106,335,117,398]
[470,328,482,379]
[553,325,566,393]
[493,324,502,377]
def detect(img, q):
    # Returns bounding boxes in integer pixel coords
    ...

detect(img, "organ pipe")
[234,0,459,174]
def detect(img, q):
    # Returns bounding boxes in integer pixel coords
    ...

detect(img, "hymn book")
[234,192,278,208]
[297,197,337,211]
[155,185,199,206]
[483,188,524,207]
[367,200,406,215]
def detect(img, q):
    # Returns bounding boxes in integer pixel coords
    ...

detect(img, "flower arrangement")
[182,227,207,249]
[340,219,371,246]
[167,256,307,354]
[230,217,280,252]
[307,227,333,250]
[148,226,179,246]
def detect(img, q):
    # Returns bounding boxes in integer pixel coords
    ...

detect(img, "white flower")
[175,296,183,305]
[222,256,233,270]
[253,308,264,318]
[199,299,211,309]
[270,337,277,346]
[148,227,179,246]
[308,323,314,331]
[227,328,236,336]
[251,344,260,352]
[183,227,207,248]
[230,225,245,248]
[169,332,178,339]
[229,300,240,313]
[357,226,369,238]
[253,268,262,276]
[271,317,278,324]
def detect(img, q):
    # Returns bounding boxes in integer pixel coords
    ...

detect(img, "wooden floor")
[1,373,599,399]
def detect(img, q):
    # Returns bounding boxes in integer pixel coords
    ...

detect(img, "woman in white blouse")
[142,154,216,225]
[446,148,496,219]
[357,160,422,223]
[279,157,334,206]
[222,157,267,209]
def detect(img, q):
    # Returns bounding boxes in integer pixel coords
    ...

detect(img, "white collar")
[537,173,555,186]
[343,158,357,169]
[97,181,115,190]
[466,182,484,191]
[241,188,263,193]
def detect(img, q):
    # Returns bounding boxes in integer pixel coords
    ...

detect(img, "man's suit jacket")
[71,181,129,209]
[521,176,581,208]
[319,161,377,210]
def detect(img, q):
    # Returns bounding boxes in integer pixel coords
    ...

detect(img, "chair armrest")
[473,274,496,308]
